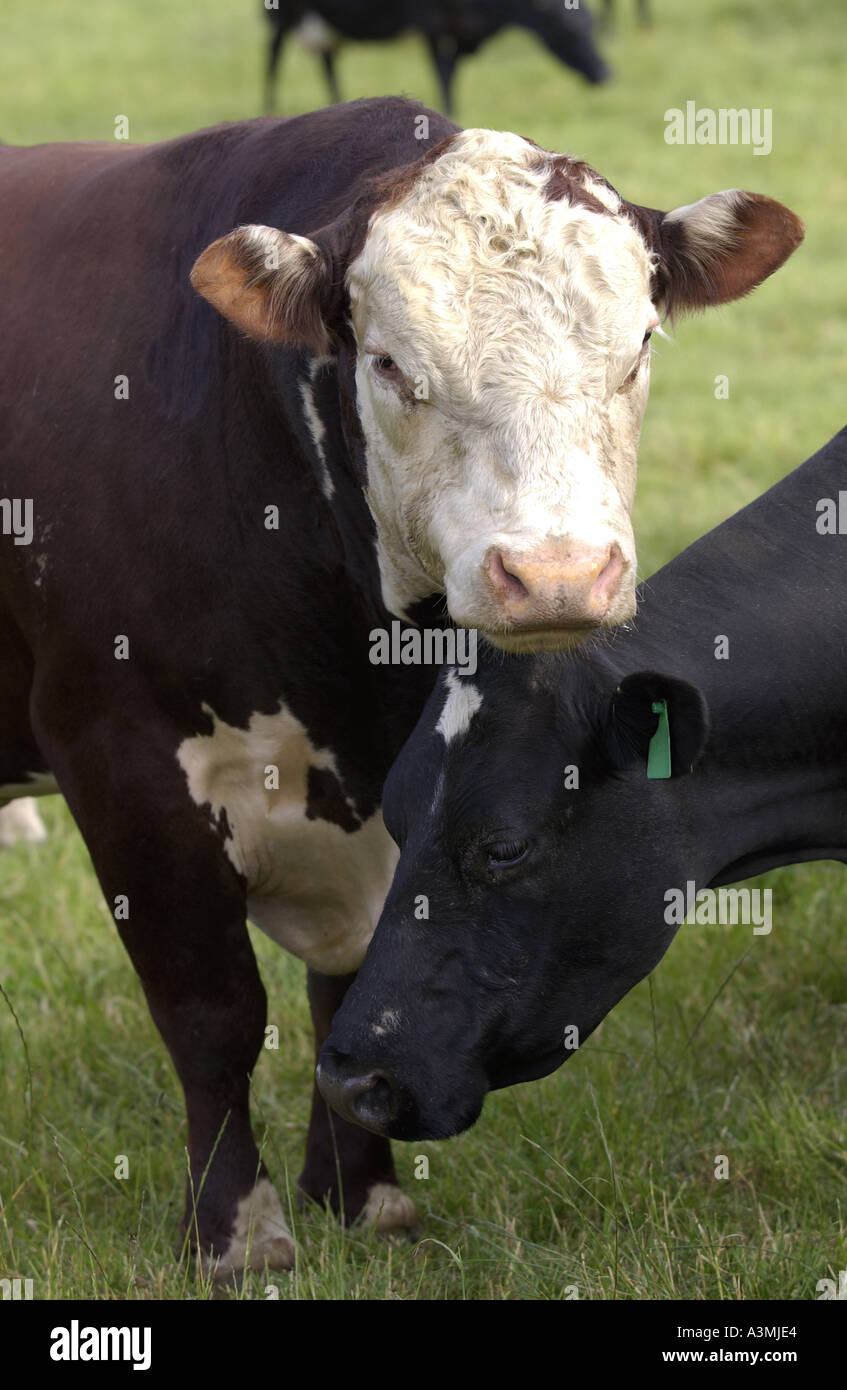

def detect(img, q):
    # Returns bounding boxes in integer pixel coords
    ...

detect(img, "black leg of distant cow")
[321,50,341,105]
[265,24,286,114]
[638,0,651,24]
[31,717,293,1279]
[425,32,457,117]
[299,969,418,1233]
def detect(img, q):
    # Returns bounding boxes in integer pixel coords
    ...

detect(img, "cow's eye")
[486,839,529,869]
[643,330,653,345]
[371,354,404,385]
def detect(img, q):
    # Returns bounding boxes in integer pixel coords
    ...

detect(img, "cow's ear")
[191,224,336,352]
[626,192,804,317]
[605,671,709,777]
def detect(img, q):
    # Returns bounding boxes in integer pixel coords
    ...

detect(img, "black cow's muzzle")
[316,1048,399,1137]
[317,1039,486,1141]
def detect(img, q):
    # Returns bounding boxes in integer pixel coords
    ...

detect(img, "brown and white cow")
[0,99,801,1274]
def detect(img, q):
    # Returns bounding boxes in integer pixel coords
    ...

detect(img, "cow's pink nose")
[485,542,625,630]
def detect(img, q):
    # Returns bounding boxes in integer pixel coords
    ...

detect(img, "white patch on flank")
[210,1176,294,1280]
[362,1182,418,1233]
[371,1007,401,1037]
[299,378,334,500]
[177,701,397,974]
[347,127,656,641]
[295,13,339,53]
[0,798,47,847]
[436,670,483,745]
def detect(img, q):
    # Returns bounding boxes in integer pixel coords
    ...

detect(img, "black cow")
[319,427,847,1141]
[0,95,802,1275]
[264,1,610,116]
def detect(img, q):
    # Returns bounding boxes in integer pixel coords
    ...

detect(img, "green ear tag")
[646,699,671,779]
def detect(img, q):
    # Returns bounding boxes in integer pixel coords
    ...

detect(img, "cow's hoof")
[204,1177,296,1282]
[361,1182,419,1235]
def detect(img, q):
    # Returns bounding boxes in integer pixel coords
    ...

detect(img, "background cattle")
[264,1,611,115]
[320,426,847,1142]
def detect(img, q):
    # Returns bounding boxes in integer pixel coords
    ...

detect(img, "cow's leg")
[299,969,418,1233]
[425,32,458,117]
[264,23,287,114]
[0,797,47,847]
[29,709,293,1279]
[321,50,341,105]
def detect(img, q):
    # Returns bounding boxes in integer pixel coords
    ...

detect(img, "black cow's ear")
[623,191,804,318]
[191,219,349,352]
[605,671,709,777]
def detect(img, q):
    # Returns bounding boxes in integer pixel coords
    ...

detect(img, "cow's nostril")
[347,1071,395,1127]
[317,1060,398,1136]
[589,543,625,612]
[487,549,530,600]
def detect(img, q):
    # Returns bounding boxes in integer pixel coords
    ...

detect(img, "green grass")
[1,0,845,1300]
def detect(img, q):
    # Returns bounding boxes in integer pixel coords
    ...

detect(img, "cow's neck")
[190,330,442,764]
[615,428,847,884]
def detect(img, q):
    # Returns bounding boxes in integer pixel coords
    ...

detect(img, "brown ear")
[625,191,804,317]
[190,224,333,352]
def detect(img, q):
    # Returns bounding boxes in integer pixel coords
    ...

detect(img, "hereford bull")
[0,97,801,1274]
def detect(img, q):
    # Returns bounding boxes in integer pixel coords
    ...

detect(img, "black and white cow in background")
[264,1,610,116]
[319,427,847,1142]
[0,96,801,1275]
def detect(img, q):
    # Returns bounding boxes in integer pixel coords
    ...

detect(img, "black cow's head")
[318,653,709,1140]
[522,0,611,84]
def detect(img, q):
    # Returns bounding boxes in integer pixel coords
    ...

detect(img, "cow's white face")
[191,118,803,654]
[347,130,656,651]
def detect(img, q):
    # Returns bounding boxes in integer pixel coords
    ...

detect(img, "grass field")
[0,0,845,1301]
